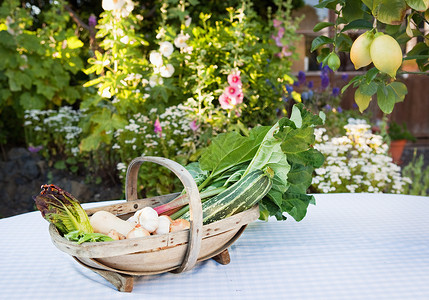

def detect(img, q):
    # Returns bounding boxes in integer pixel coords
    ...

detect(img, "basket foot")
[90,268,134,292]
[212,249,231,265]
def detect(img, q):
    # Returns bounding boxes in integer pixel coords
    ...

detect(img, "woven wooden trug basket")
[48,156,260,292]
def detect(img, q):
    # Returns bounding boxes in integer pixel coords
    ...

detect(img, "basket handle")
[125,156,203,273]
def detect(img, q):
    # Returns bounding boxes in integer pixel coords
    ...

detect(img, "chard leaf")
[199,126,270,179]
[244,122,290,206]
[281,192,315,222]
[185,162,208,186]
[287,148,325,168]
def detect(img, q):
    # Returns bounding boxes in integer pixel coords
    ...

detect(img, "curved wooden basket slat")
[48,156,260,291]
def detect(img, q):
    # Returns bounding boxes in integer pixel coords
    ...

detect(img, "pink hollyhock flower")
[235,92,243,104]
[276,46,292,58]
[224,85,241,99]
[219,93,237,110]
[227,71,242,87]
[273,35,283,47]
[273,19,282,28]
[277,27,285,38]
[154,118,162,137]
[190,120,199,132]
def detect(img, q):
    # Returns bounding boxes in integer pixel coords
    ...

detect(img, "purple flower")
[28,145,43,153]
[286,85,293,93]
[88,14,97,27]
[190,120,199,132]
[337,106,343,113]
[320,64,332,76]
[324,104,332,111]
[301,91,309,101]
[297,71,306,84]
[307,80,314,89]
[332,87,340,97]
[293,81,300,87]
[154,118,162,137]
[321,75,330,89]
[341,73,349,81]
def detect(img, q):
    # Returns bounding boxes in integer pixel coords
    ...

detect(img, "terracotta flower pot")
[389,139,407,165]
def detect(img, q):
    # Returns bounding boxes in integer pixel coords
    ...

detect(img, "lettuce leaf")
[34,184,93,235]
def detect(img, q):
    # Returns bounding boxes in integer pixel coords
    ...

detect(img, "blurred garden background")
[1,0,429,218]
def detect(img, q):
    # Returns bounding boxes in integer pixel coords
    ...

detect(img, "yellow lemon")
[370,33,403,78]
[350,31,374,69]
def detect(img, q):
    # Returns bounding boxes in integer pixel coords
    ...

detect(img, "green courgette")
[181,168,273,224]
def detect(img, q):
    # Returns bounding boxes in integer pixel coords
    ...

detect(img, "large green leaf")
[389,81,408,102]
[342,0,365,22]
[376,82,407,114]
[19,92,45,110]
[341,19,374,32]
[406,0,429,11]
[313,22,335,32]
[355,87,372,113]
[281,193,314,222]
[199,126,270,178]
[311,36,334,52]
[372,0,408,25]
[314,0,341,9]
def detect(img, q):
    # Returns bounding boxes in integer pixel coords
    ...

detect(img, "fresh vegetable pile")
[159,103,325,223]
[34,184,190,243]
[34,104,325,243]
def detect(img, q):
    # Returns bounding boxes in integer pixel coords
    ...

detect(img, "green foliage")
[18,0,305,198]
[312,0,429,114]
[402,151,429,196]
[81,0,300,153]
[0,0,85,144]
[388,121,417,141]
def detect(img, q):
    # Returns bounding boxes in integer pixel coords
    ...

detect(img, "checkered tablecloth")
[1,193,429,299]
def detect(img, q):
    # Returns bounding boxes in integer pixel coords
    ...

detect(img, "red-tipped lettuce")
[34,184,93,235]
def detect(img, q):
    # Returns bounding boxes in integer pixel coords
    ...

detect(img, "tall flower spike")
[154,118,162,137]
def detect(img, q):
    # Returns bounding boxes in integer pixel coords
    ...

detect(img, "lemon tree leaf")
[341,19,374,32]
[311,36,334,52]
[360,81,378,96]
[355,87,372,112]
[313,22,335,32]
[342,0,365,22]
[314,0,341,9]
[406,0,429,11]
[372,0,408,25]
[389,81,408,102]
[377,84,396,113]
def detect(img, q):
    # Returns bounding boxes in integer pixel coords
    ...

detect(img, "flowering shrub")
[113,104,203,196]
[16,0,303,196]
[312,119,411,194]
[23,107,85,172]
[0,0,85,144]
[80,0,301,151]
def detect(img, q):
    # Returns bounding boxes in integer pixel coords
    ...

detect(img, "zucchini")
[181,168,273,224]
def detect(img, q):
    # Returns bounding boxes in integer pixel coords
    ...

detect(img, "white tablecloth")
[1,193,429,299]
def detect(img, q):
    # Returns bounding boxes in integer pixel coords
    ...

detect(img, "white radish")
[127,225,150,239]
[90,210,134,237]
[154,215,172,235]
[136,207,159,233]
